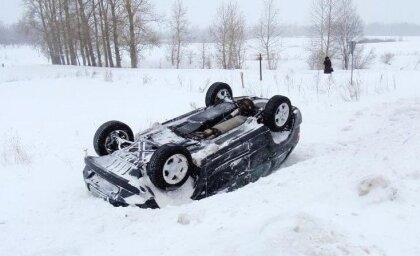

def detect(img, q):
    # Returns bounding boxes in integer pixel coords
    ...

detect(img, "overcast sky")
[1,0,419,27]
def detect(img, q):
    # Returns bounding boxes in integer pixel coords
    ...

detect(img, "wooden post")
[350,41,357,86]
[259,53,263,81]
[240,72,244,88]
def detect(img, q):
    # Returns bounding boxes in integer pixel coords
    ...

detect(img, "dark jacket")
[324,57,333,74]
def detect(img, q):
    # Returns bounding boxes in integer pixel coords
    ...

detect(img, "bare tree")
[211,2,246,69]
[122,0,158,68]
[198,30,211,69]
[256,0,282,70]
[308,0,338,69]
[168,0,189,69]
[334,0,363,69]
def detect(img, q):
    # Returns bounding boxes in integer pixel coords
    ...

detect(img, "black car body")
[83,96,302,208]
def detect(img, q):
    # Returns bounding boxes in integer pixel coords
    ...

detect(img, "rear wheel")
[205,82,233,107]
[263,96,292,132]
[147,144,193,190]
[93,121,134,156]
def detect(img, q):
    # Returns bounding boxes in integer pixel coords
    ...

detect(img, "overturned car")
[83,82,302,208]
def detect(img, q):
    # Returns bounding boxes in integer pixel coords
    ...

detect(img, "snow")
[1,37,420,256]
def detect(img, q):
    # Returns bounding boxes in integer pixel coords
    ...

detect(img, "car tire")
[147,144,193,190]
[263,95,292,132]
[93,121,134,156]
[205,82,233,107]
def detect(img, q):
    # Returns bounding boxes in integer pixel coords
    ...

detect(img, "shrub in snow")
[354,48,376,69]
[380,53,395,65]
[142,74,152,85]
[104,70,113,82]
[1,132,32,166]
[307,49,325,70]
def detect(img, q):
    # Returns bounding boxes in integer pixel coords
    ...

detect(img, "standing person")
[324,57,333,74]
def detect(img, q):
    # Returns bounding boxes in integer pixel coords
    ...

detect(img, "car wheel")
[147,144,192,190]
[263,95,292,132]
[93,121,134,156]
[205,82,233,107]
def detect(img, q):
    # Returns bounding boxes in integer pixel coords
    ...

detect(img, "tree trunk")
[110,0,121,68]
[75,0,87,66]
[77,0,96,66]
[176,37,181,69]
[63,0,77,65]
[50,0,65,65]
[98,0,109,67]
[92,0,103,67]
[59,0,70,65]
[124,0,137,68]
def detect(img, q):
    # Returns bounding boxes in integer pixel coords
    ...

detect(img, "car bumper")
[83,160,159,209]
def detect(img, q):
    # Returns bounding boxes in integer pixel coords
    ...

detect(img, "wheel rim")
[216,89,231,102]
[104,130,129,154]
[162,154,189,185]
[275,103,290,127]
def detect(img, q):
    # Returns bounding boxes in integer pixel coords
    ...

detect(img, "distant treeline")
[278,23,420,37]
[0,22,33,45]
[365,23,420,36]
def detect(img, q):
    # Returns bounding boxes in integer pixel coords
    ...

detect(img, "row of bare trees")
[167,1,248,70]
[20,0,284,70]
[308,0,373,70]
[23,0,158,68]
[23,0,369,71]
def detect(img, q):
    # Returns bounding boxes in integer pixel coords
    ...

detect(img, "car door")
[200,122,274,197]
[201,138,250,196]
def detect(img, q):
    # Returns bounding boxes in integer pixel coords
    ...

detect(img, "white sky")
[1,0,419,27]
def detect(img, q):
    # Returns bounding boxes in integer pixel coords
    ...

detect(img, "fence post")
[350,41,357,85]
[259,53,263,81]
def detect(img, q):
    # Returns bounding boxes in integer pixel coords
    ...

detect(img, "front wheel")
[263,96,292,132]
[93,121,134,156]
[147,144,193,190]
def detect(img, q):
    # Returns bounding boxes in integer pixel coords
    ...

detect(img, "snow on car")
[83,82,302,208]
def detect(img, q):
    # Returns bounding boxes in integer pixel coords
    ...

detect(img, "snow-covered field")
[1,38,420,256]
